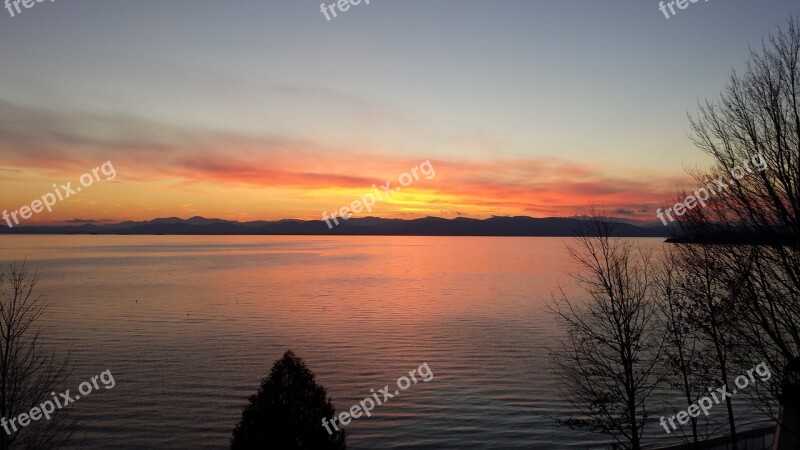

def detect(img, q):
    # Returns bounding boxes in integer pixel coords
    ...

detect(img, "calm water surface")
[0,235,689,449]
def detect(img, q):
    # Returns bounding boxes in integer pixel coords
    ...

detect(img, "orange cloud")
[0,99,691,223]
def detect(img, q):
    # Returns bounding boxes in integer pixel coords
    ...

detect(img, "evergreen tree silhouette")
[231,350,346,449]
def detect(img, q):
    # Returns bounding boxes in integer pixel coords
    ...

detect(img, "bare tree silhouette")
[550,211,663,450]
[679,16,800,421]
[0,262,75,450]
[654,249,715,445]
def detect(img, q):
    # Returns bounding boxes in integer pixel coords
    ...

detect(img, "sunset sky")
[0,0,796,225]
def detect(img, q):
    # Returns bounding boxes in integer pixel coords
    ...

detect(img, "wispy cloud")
[0,99,690,221]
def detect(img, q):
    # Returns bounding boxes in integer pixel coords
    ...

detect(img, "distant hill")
[0,216,677,237]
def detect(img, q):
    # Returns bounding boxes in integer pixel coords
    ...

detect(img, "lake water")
[0,235,755,449]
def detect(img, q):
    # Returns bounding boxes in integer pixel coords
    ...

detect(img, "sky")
[0,0,797,225]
